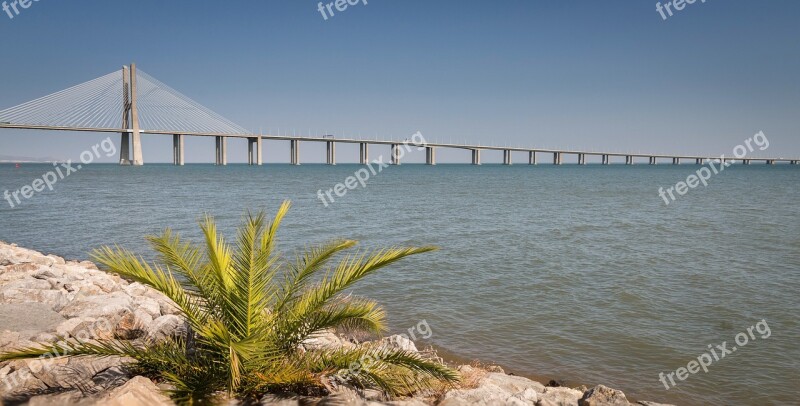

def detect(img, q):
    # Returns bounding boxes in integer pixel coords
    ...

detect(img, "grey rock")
[135,297,162,319]
[261,394,302,405]
[60,292,133,319]
[483,373,545,395]
[147,315,185,342]
[301,330,349,351]
[536,387,583,406]
[84,376,173,406]
[0,303,65,338]
[579,385,629,406]
[377,335,418,353]
[27,390,84,406]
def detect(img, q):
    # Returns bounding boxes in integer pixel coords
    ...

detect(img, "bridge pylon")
[120,64,143,166]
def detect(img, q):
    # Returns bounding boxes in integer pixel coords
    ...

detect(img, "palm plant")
[0,201,458,402]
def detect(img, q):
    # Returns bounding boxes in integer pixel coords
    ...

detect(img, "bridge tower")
[120,64,143,166]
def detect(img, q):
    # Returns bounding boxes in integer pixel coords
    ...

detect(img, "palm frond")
[274,239,358,313]
[91,246,207,328]
[289,247,437,327]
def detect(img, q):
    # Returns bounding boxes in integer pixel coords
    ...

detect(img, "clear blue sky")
[0,0,798,163]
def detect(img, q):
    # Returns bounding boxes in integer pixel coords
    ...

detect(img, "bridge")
[0,64,797,166]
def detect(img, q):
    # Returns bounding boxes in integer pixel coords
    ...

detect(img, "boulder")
[27,390,83,406]
[59,292,133,319]
[440,383,517,405]
[135,297,162,319]
[84,376,173,406]
[377,335,418,353]
[147,315,185,342]
[482,373,545,394]
[115,311,148,340]
[0,303,65,338]
[537,387,584,406]
[579,385,629,406]
[301,330,348,351]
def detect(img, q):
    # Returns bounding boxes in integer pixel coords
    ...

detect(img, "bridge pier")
[426,147,436,165]
[391,144,401,165]
[553,152,562,165]
[326,141,336,165]
[247,137,262,165]
[119,65,143,166]
[215,136,227,165]
[529,151,537,165]
[672,157,679,165]
[791,160,797,165]
[648,157,656,165]
[625,156,633,165]
[503,150,512,165]
[290,140,300,165]
[601,155,609,165]
[173,134,184,166]
[766,160,775,165]
[578,153,586,165]
[743,159,750,165]
[472,149,481,165]
[359,143,369,164]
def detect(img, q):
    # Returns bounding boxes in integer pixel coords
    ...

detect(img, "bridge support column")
[326,141,336,165]
[256,137,263,165]
[290,140,300,165]
[601,155,609,165]
[649,157,656,165]
[672,157,679,165]
[528,151,537,165]
[426,147,436,165]
[215,136,227,165]
[119,64,143,166]
[626,156,633,165]
[578,153,586,165]
[247,137,262,165]
[553,152,562,165]
[743,159,750,165]
[173,134,184,166]
[391,144,401,165]
[503,150,512,165]
[120,133,131,165]
[766,160,774,165]
[359,143,369,164]
[472,149,481,165]
[791,160,797,165]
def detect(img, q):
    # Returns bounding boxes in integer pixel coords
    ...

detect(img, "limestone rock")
[135,297,162,319]
[483,373,545,394]
[0,303,64,338]
[147,315,185,342]
[537,386,583,406]
[84,376,173,406]
[60,292,133,319]
[579,385,629,406]
[27,390,83,406]
[301,330,348,351]
[377,335,418,353]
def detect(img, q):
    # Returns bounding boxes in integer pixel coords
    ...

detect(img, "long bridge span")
[1,64,797,167]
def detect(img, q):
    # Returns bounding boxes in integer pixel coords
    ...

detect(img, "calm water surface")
[1,163,798,405]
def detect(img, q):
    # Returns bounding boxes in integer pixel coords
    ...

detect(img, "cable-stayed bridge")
[0,64,797,166]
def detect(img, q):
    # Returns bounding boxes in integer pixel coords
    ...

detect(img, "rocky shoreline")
[0,241,675,406]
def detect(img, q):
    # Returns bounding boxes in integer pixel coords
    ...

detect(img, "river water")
[1,163,797,405]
